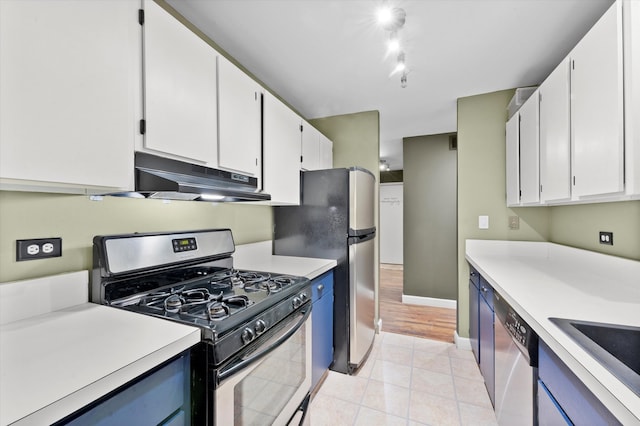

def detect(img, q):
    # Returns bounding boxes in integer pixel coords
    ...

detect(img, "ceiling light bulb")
[377,7,393,26]
[377,7,406,31]
[388,31,400,52]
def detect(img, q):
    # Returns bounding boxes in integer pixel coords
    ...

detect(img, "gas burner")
[207,302,230,320]
[164,294,183,313]
[256,280,283,293]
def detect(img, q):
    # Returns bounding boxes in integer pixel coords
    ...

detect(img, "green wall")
[0,191,272,282]
[456,90,551,338]
[456,89,640,339]
[403,133,458,300]
[310,111,381,325]
[550,201,640,260]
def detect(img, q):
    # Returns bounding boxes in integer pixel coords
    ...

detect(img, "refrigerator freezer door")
[349,168,375,235]
[348,235,376,367]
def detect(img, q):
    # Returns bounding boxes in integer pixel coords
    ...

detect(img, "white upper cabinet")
[263,93,302,204]
[141,0,218,166]
[570,1,624,198]
[505,112,520,207]
[0,0,138,193]
[539,58,571,203]
[519,92,540,205]
[301,121,321,171]
[217,55,262,178]
[624,0,640,199]
[301,121,333,170]
[319,133,334,169]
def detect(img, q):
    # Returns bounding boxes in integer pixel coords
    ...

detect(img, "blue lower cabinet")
[60,351,192,426]
[538,340,621,426]
[538,379,572,425]
[311,271,334,391]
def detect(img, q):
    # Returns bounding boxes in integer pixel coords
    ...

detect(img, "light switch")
[478,215,489,229]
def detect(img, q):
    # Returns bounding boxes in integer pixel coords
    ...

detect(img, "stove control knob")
[292,296,302,309]
[241,327,255,344]
[299,293,309,303]
[254,319,267,334]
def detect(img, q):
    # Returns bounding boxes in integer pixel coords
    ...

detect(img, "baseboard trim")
[454,332,472,350]
[402,294,457,309]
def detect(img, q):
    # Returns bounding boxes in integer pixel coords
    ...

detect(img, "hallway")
[379,264,457,343]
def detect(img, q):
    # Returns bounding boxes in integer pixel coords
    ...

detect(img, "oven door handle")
[218,306,311,382]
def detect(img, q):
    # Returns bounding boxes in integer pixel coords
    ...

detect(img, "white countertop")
[0,272,200,426]
[465,240,640,425]
[233,240,336,279]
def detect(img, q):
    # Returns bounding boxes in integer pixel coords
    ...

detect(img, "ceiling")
[166,0,614,171]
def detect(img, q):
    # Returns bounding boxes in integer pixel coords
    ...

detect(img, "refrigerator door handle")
[348,232,376,245]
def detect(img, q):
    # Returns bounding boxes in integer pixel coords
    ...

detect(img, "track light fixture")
[377,4,408,88]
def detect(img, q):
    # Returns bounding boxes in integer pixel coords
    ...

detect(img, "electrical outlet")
[598,232,613,246]
[16,238,62,261]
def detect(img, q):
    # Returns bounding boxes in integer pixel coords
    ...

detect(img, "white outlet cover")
[479,215,489,229]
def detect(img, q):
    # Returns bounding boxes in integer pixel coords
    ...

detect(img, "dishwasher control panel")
[495,292,538,366]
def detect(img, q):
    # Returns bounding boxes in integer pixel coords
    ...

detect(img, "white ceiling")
[167,0,614,171]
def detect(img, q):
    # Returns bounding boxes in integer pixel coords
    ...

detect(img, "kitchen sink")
[549,318,640,396]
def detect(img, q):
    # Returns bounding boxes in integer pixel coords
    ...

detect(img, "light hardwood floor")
[379,264,457,343]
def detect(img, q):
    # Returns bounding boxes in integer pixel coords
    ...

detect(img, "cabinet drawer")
[312,271,334,303]
[479,276,494,309]
[538,341,620,425]
[63,352,191,425]
[469,265,480,288]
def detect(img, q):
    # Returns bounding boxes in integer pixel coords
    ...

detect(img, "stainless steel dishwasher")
[494,292,539,425]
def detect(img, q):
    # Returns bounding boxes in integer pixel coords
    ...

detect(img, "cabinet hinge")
[539,93,542,103]
[540,184,543,193]
[519,190,522,197]
[300,124,303,132]
[300,155,304,163]
[573,176,576,186]
[572,60,575,70]
[139,119,146,135]
[138,9,144,25]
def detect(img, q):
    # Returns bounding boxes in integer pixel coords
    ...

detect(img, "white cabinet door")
[519,93,540,204]
[301,121,321,171]
[571,1,624,197]
[319,134,334,169]
[539,58,571,203]
[624,0,640,198]
[505,113,520,206]
[263,93,301,204]
[217,56,262,178]
[142,0,218,166]
[0,0,137,192]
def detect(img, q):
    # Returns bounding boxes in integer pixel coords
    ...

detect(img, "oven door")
[215,305,312,426]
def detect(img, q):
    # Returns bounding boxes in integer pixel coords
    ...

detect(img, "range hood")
[134,152,270,202]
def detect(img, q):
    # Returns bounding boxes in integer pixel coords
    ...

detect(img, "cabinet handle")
[481,287,488,293]
[470,272,476,277]
[317,284,324,292]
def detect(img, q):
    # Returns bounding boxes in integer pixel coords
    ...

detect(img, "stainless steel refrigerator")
[273,167,376,374]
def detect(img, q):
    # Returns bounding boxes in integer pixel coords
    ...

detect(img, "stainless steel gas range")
[91,229,312,425]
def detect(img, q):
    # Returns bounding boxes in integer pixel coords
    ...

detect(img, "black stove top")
[105,266,308,339]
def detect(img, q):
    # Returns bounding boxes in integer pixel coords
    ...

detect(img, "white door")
[379,183,403,264]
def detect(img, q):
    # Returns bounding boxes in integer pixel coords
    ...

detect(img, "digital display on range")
[172,237,197,253]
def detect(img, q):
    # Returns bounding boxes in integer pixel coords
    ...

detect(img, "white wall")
[379,183,403,264]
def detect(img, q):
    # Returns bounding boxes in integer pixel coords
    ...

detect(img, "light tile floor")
[309,332,498,426]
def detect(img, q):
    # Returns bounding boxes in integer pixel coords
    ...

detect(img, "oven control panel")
[213,285,312,365]
[172,237,198,253]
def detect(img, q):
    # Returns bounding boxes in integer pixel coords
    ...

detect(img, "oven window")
[233,324,306,425]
